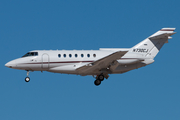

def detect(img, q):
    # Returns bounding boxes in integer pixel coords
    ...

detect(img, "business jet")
[5,28,176,86]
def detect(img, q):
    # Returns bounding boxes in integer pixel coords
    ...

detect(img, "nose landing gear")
[25,71,30,82]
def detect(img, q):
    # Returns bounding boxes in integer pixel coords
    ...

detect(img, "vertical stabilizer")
[128,28,176,59]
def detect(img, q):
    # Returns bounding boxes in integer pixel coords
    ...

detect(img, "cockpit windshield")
[22,52,38,57]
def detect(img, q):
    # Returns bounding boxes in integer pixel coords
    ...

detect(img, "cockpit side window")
[22,52,38,57]
[34,52,38,56]
[30,52,34,56]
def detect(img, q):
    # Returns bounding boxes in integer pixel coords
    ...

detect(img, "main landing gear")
[25,70,30,82]
[94,74,105,86]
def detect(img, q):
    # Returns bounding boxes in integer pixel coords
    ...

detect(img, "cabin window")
[87,54,90,57]
[75,54,78,57]
[63,54,66,58]
[81,54,84,57]
[93,54,96,57]
[69,54,72,57]
[58,54,61,58]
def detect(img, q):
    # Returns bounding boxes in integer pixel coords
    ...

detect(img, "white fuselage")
[5,49,153,76]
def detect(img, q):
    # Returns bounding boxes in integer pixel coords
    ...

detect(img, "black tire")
[98,75,104,81]
[94,79,101,86]
[25,77,30,82]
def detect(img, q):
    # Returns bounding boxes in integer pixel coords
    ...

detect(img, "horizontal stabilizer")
[148,28,176,40]
[149,32,176,40]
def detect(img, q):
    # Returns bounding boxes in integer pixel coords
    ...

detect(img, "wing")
[76,51,128,75]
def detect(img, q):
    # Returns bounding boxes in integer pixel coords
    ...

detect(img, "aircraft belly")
[111,62,146,74]
[48,64,77,74]
[117,59,140,64]
[14,63,41,71]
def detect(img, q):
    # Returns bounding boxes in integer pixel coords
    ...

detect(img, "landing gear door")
[42,53,49,69]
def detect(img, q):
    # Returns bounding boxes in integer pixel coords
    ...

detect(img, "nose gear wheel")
[25,70,30,82]
[25,77,30,82]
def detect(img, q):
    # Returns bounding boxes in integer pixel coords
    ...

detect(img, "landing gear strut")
[25,71,30,82]
[94,74,105,86]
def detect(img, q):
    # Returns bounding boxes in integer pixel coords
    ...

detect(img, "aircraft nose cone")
[5,61,16,68]
[5,62,12,68]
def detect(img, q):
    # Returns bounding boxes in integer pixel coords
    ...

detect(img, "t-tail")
[129,28,176,59]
